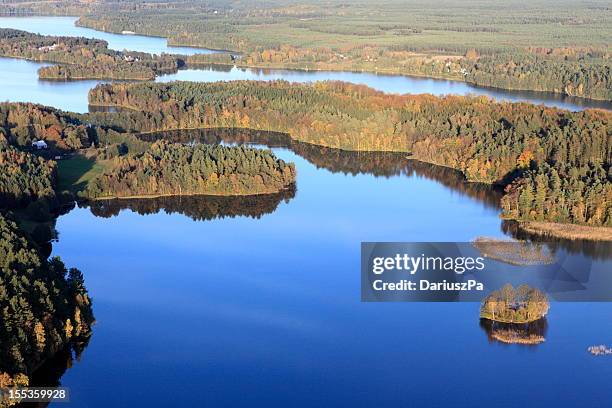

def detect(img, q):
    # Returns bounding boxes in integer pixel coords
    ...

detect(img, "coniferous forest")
[84,141,296,199]
[0,214,94,382]
[0,145,56,206]
[0,3,610,404]
[2,0,611,100]
[11,0,606,100]
[1,81,605,395]
[463,52,611,101]
[0,28,180,80]
[87,80,612,228]
[0,99,296,396]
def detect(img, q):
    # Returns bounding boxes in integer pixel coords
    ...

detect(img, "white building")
[32,140,48,150]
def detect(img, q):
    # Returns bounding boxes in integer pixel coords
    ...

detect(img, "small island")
[480,284,550,324]
[587,345,612,356]
[472,237,555,266]
[480,284,550,345]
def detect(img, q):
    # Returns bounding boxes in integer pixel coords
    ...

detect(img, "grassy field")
[82,0,611,52]
[56,153,109,194]
[4,1,610,52]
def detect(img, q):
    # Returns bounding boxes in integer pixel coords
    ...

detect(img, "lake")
[0,16,610,408]
[0,16,215,55]
[0,16,610,113]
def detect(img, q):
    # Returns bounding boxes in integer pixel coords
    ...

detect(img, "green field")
[5,1,610,52]
[56,153,109,194]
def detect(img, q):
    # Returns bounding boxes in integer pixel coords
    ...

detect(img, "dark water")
[0,16,609,408]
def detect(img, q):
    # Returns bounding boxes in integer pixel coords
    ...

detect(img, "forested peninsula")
[0,99,296,399]
[84,141,295,199]
[0,104,99,402]
[0,28,180,80]
[0,214,93,405]
[87,80,612,237]
[0,102,296,201]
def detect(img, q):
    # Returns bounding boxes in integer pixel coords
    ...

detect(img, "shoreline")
[518,221,612,242]
[86,185,296,201]
[2,13,606,104]
[0,54,608,108]
[72,115,612,242]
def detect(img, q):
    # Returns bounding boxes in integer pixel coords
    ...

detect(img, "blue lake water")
[0,16,212,55]
[159,66,612,111]
[0,16,610,113]
[48,143,612,407]
[0,16,610,408]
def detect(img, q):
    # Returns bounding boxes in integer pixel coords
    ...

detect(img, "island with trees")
[479,284,550,345]
[86,80,612,239]
[480,284,550,323]
[83,140,296,199]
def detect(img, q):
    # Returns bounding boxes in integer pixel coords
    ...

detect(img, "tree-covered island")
[84,140,296,199]
[480,284,550,324]
[479,284,550,345]
[87,80,612,239]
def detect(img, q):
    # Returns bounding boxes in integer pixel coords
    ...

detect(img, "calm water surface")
[0,16,212,55]
[0,16,610,408]
[48,141,612,407]
[160,66,612,111]
[0,16,610,112]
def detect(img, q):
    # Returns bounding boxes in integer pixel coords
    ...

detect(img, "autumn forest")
[0,1,611,405]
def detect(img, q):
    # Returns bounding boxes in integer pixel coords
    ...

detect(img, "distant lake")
[0,16,610,112]
[0,16,214,55]
[0,16,610,408]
